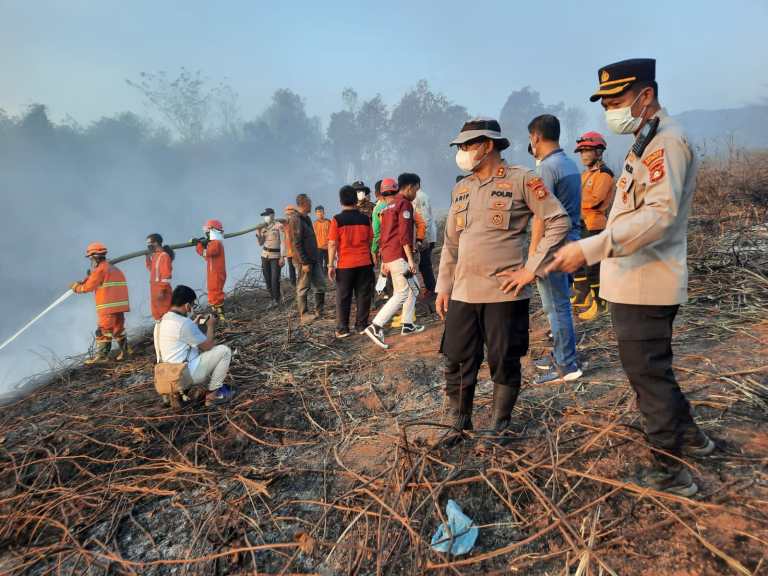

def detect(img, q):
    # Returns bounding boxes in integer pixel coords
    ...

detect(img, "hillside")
[1,156,767,575]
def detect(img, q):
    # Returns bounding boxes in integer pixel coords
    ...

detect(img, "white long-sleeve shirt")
[413,189,437,244]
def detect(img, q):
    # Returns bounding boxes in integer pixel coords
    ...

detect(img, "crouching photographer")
[153,285,235,407]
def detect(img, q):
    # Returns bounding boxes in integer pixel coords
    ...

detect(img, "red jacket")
[379,195,415,264]
[196,239,226,306]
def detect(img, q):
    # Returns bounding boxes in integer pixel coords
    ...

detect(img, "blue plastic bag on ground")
[430,499,479,555]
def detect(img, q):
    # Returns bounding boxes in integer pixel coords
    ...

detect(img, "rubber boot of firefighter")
[114,337,131,361]
[212,305,226,321]
[441,391,474,448]
[314,292,325,319]
[85,341,111,365]
[570,275,590,308]
[578,287,606,321]
[391,314,402,329]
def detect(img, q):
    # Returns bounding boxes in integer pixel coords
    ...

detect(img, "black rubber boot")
[491,383,519,434]
[441,391,474,448]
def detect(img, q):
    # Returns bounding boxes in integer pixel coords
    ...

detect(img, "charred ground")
[1,153,767,575]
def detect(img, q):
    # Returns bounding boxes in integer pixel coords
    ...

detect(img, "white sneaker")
[363,324,389,349]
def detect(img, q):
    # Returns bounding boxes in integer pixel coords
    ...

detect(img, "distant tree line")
[0,69,587,208]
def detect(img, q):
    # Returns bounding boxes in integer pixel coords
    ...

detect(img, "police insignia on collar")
[496,167,506,177]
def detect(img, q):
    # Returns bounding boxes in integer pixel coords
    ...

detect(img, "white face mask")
[356,191,366,201]
[455,146,488,172]
[604,91,647,135]
[208,229,224,242]
[264,215,273,224]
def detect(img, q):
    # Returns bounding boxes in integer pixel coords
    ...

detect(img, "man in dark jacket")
[291,193,326,324]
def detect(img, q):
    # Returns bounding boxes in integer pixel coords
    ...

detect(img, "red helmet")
[574,131,607,152]
[85,242,108,257]
[204,219,224,231]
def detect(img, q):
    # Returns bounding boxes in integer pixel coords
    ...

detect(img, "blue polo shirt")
[538,148,581,241]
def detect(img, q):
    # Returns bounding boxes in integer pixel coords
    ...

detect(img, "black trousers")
[575,228,602,299]
[261,257,281,303]
[441,299,530,409]
[286,257,297,286]
[418,242,436,293]
[336,265,374,332]
[611,303,696,453]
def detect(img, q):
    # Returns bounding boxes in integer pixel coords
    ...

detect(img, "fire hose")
[0,221,280,352]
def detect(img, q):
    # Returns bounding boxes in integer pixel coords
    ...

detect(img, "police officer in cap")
[256,207,285,307]
[436,117,570,445]
[548,59,715,496]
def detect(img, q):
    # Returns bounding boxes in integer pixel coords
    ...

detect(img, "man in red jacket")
[363,177,424,349]
[195,219,227,319]
[71,242,131,364]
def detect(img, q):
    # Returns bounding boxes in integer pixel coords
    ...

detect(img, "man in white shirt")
[155,285,234,406]
[410,174,437,296]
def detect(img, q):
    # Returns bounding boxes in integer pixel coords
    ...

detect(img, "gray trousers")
[296,261,326,316]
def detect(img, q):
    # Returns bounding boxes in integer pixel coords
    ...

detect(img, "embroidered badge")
[649,163,665,184]
[496,181,513,190]
[491,213,503,226]
[643,148,664,168]
[618,176,627,189]
[601,70,610,83]
[403,210,411,219]
[456,214,466,228]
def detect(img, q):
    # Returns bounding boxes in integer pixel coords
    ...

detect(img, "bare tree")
[127,68,238,143]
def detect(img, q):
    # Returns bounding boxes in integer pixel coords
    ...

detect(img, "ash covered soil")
[0,255,767,575]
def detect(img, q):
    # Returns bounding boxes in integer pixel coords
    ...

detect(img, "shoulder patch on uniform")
[643,148,664,168]
[644,148,666,184]
[527,176,547,199]
[403,210,411,219]
[648,162,665,184]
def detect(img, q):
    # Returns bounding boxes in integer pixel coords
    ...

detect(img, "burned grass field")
[0,153,767,575]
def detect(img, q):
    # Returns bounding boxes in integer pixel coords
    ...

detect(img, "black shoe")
[401,323,425,335]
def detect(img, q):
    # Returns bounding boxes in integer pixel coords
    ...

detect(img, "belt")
[263,247,281,254]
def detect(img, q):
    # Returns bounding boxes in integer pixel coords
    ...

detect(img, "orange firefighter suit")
[196,239,226,307]
[74,261,130,343]
[145,250,173,320]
